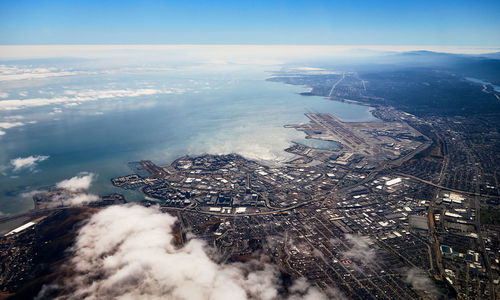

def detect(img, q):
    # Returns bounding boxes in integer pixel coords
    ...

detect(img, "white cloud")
[47,205,333,300]
[0,88,180,110]
[0,120,36,137]
[30,190,99,208]
[288,277,344,300]
[56,172,95,192]
[0,92,8,98]
[66,193,100,205]
[3,115,24,120]
[20,189,46,198]
[0,65,80,82]
[22,173,99,208]
[0,121,24,129]
[10,155,49,171]
[405,268,440,296]
[342,234,376,266]
[0,121,24,137]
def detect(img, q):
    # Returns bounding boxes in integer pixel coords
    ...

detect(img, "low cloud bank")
[40,205,339,300]
[10,155,49,172]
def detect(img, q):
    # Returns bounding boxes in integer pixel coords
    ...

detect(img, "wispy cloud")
[0,88,181,110]
[0,121,24,136]
[187,125,299,164]
[0,65,80,82]
[10,155,49,172]
[342,234,376,266]
[20,189,46,198]
[288,277,345,300]
[23,172,99,207]
[0,121,24,129]
[405,268,440,296]
[65,193,100,205]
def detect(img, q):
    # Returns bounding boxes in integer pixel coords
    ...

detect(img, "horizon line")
[1,44,499,56]
[1,43,499,47]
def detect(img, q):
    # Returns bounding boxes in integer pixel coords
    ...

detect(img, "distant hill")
[477,52,500,60]
[378,51,500,85]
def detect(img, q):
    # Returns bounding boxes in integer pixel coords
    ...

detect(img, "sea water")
[0,54,375,214]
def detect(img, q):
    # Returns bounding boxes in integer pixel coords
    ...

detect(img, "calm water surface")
[0,62,375,214]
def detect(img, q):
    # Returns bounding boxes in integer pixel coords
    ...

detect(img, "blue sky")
[1,0,499,46]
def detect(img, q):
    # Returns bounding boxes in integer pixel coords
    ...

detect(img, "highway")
[328,72,345,97]
[160,199,315,217]
[396,172,498,199]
